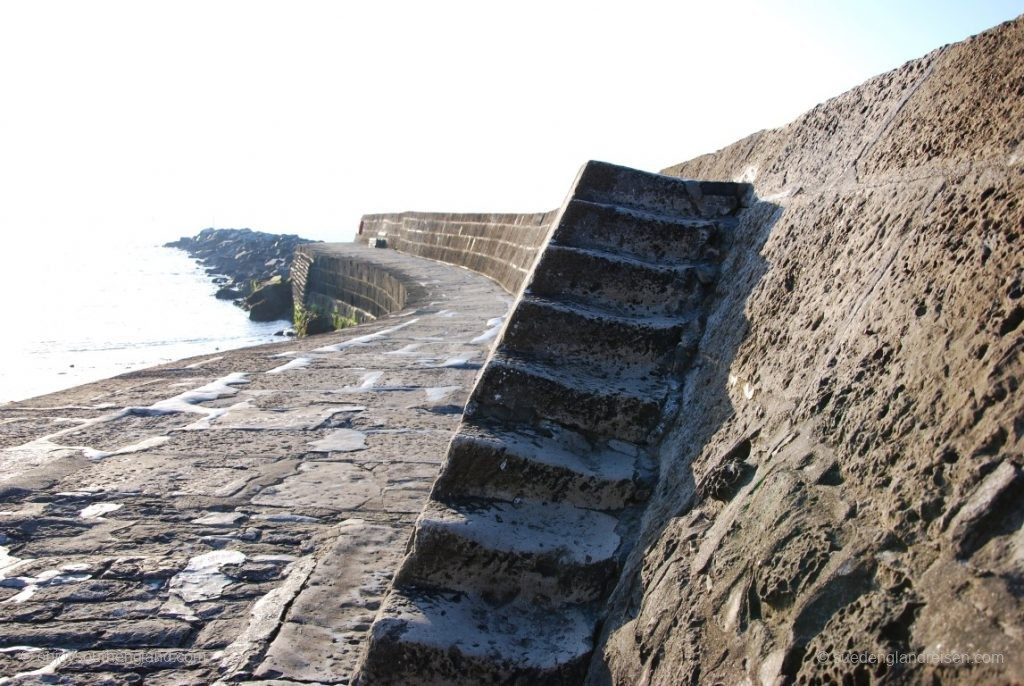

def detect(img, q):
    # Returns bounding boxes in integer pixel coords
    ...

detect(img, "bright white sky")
[1,0,1021,244]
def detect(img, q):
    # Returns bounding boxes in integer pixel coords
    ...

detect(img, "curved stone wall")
[358,211,558,294]
[291,243,418,323]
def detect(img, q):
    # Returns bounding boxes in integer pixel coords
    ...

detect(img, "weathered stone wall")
[358,211,558,294]
[292,243,417,323]
[596,16,1024,685]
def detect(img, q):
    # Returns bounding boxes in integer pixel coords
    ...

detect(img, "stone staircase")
[356,161,750,684]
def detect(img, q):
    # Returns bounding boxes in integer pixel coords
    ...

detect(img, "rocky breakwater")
[165,228,318,322]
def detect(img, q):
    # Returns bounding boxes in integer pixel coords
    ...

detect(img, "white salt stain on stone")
[354,371,384,389]
[81,435,171,461]
[441,358,469,367]
[181,401,250,430]
[0,647,74,682]
[0,546,30,582]
[252,554,298,562]
[416,355,476,369]
[424,386,460,403]
[143,372,250,416]
[3,585,36,604]
[384,343,422,356]
[79,503,122,519]
[169,550,246,603]
[307,429,368,453]
[313,319,419,353]
[252,513,321,523]
[4,408,133,457]
[266,357,312,375]
[192,512,248,527]
[435,309,458,317]
[470,316,505,344]
[2,566,93,605]
[185,355,224,369]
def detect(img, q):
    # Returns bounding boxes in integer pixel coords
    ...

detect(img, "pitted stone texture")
[597,17,1024,686]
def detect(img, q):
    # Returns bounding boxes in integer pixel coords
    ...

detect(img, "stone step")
[360,587,596,685]
[468,353,669,444]
[527,244,715,317]
[574,159,751,218]
[500,295,691,376]
[356,162,745,685]
[433,419,652,510]
[553,198,728,265]
[397,498,621,604]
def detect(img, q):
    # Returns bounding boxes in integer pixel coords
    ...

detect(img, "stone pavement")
[0,245,510,684]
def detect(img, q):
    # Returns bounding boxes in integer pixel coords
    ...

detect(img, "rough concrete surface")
[596,16,1024,686]
[2,15,1023,686]
[0,245,509,684]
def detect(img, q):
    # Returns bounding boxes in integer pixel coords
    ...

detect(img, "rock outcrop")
[244,276,293,322]
[165,228,318,320]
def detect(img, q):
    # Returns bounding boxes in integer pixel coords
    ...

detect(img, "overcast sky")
[1,0,1021,245]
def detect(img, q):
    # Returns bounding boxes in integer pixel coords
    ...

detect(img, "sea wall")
[596,16,1024,685]
[292,243,416,323]
[0,244,509,684]
[358,211,558,294]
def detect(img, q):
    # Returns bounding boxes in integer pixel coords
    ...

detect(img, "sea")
[0,236,289,404]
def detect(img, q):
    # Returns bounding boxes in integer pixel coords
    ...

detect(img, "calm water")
[0,237,289,403]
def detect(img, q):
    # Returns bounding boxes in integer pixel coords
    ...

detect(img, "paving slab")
[0,244,507,683]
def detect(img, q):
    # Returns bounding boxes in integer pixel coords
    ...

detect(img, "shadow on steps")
[586,195,782,684]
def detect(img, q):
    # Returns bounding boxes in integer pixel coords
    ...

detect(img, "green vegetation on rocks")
[245,276,293,322]
[332,309,358,331]
[293,302,359,337]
